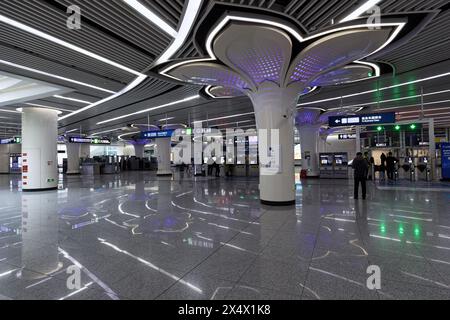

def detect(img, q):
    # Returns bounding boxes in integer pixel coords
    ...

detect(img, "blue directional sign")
[329,112,396,127]
[441,143,450,180]
[141,129,175,139]
[69,137,111,145]
[0,137,21,144]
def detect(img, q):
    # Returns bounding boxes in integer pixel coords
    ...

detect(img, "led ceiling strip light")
[153,0,203,66]
[60,0,203,121]
[298,72,450,106]
[123,0,177,37]
[328,88,450,110]
[59,74,147,121]
[25,103,74,113]
[0,59,115,94]
[340,0,383,23]
[96,95,200,125]
[192,112,256,124]
[53,95,93,104]
[0,1,203,121]
[0,13,141,76]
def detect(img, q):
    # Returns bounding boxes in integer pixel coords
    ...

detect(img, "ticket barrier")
[401,157,416,181]
[417,157,431,181]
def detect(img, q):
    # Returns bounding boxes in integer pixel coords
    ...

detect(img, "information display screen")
[248,136,258,165]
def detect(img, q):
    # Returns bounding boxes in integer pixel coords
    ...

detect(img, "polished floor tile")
[0,171,449,300]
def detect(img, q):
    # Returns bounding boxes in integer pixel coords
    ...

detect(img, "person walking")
[386,152,398,181]
[352,152,369,200]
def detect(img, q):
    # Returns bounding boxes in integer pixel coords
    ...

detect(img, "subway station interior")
[0,0,450,301]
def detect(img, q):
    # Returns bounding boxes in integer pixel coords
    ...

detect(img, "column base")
[22,187,58,192]
[260,199,296,206]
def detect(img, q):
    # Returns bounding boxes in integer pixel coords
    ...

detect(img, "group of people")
[352,151,398,200]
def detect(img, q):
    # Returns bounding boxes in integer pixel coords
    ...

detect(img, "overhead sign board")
[69,137,111,145]
[329,112,396,127]
[141,129,175,139]
[0,137,21,145]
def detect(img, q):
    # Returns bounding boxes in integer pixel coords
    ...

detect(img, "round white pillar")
[297,125,320,177]
[80,143,90,159]
[66,142,81,175]
[22,108,58,191]
[251,86,297,205]
[133,144,145,158]
[156,137,172,176]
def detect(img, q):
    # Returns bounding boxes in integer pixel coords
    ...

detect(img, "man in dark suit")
[352,152,369,200]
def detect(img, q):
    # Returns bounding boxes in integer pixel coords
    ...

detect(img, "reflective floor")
[0,171,449,300]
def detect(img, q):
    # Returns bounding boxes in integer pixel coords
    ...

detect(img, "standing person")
[386,152,398,181]
[380,153,387,181]
[352,152,369,200]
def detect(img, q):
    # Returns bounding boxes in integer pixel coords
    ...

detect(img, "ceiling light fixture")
[0,59,116,94]
[0,108,21,114]
[96,95,200,125]
[118,131,140,141]
[59,74,148,121]
[192,112,255,124]
[330,89,450,110]
[53,95,93,104]
[91,128,125,136]
[24,103,74,113]
[123,0,177,37]
[298,72,450,107]
[158,117,175,122]
[209,120,253,127]
[16,107,62,115]
[0,14,141,76]
[396,105,450,115]
[340,0,383,23]
[153,0,203,66]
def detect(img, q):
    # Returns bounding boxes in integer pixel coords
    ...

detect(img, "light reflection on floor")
[0,171,449,300]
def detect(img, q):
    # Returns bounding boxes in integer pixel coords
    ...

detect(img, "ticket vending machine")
[234,136,247,177]
[319,153,334,179]
[333,153,349,179]
[9,153,22,174]
[248,136,259,177]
